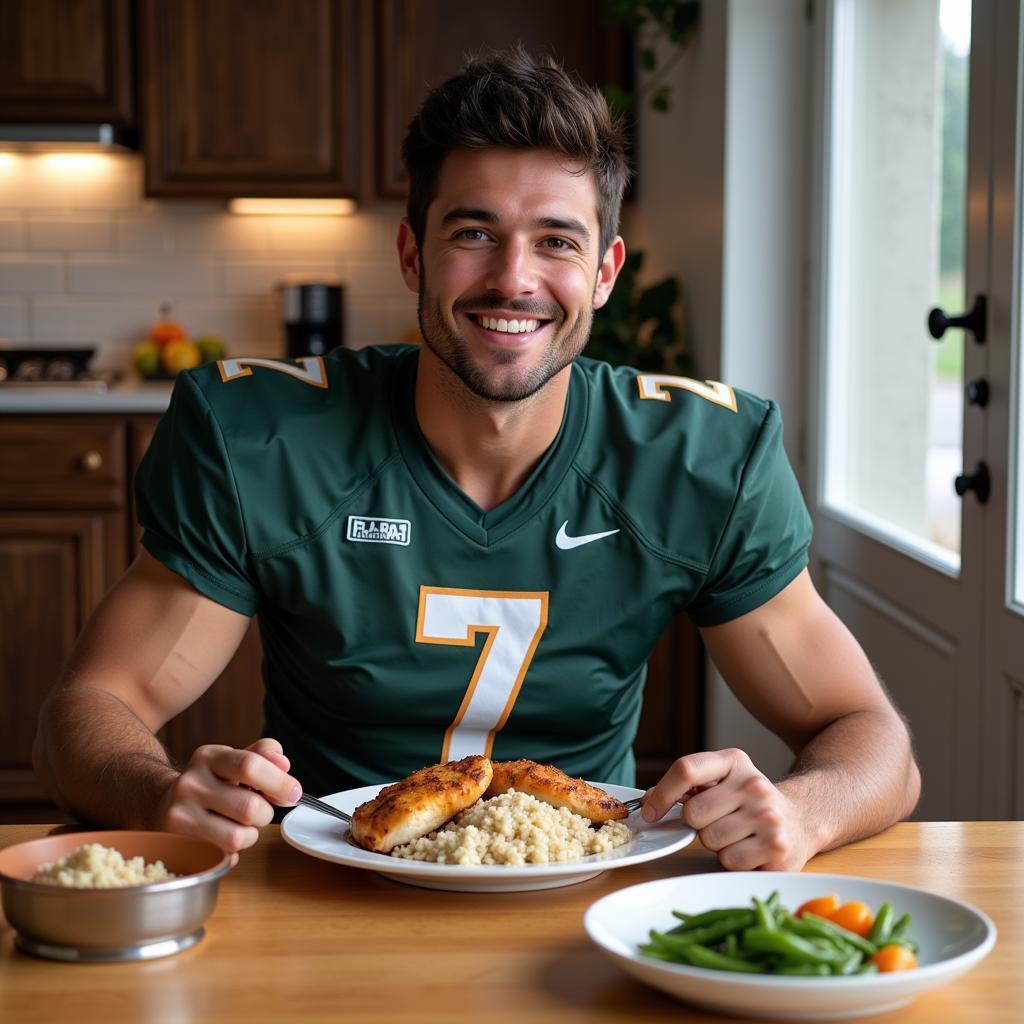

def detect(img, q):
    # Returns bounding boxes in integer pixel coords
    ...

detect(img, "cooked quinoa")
[32,842,177,888]
[389,789,633,865]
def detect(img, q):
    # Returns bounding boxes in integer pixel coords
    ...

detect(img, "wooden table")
[1,822,1020,1023]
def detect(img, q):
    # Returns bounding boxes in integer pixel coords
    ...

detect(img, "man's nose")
[483,239,538,295]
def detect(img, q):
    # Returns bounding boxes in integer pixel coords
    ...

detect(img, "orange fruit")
[795,894,841,919]
[828,901,875,937]
[161,338,201,375]
[870,944,918,972]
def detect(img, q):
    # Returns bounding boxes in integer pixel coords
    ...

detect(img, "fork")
[298,792,643,824]
[298,792,352,823]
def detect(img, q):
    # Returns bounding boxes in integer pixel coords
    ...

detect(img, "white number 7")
[416,586,549,762]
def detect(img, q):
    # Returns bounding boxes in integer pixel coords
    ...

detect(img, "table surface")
[1,821,1019,1023]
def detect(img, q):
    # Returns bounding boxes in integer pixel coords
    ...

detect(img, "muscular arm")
[33,549,301,850]
[644,569,921,869]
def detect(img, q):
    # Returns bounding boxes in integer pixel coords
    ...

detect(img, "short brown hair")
[401,45,631,259]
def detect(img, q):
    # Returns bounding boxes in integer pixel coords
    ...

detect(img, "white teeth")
[478,316,540,334]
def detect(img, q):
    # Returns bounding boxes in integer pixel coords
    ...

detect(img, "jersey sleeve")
[687,401,812,626]
[135,372,260,616]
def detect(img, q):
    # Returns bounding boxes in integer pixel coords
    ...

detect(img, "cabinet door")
[139,0,360,198]
[0,0,133,124]
[374,0,632,197]
[129,418,265,765]
[0,510,124,806]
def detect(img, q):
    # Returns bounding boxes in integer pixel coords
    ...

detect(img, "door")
[808,0,1023,819]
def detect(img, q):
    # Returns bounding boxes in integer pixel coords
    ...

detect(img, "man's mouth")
[465,313,553,337]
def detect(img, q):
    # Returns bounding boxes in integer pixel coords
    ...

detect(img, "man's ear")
[396,219,421,294]
[592,236,626,310]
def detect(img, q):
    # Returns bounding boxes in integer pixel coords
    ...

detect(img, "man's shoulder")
[181,345,411,429]
[574,356,775,460]
[572,358,787,569]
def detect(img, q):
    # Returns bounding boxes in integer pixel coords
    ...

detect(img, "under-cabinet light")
[228,198,357,216]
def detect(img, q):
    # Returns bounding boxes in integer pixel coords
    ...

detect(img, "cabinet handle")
[79,450,104,472]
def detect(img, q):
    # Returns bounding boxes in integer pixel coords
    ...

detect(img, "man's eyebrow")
[439,207,499,228]
[440,208,592,244]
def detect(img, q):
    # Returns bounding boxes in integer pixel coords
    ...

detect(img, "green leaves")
[603,1,702,115]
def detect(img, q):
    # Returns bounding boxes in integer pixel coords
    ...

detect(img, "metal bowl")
[0,830,231,962]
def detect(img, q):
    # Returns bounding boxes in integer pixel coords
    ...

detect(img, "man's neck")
[414,350,571,512]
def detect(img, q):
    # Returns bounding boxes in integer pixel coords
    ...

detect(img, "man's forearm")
[33,685,181,829]
[776,706,921,856]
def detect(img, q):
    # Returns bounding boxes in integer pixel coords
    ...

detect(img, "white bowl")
[583,872,996,1020]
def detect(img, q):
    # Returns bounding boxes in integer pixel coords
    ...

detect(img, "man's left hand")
[641,747,815,871]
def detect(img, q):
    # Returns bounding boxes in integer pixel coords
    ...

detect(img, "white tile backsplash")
[68,254,216,297]
[0,255,65,293]
[0,152,413,365]
[0,219,25,250]
[0,296,29,339]
[28,217,114,251]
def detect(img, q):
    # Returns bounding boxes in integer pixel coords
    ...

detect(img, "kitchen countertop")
[1,821,1019,1023]
[0,380,174,414]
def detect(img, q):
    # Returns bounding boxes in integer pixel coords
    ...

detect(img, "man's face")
[398,147,624,403]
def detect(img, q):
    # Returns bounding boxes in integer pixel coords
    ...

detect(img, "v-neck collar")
[390,348,588,547]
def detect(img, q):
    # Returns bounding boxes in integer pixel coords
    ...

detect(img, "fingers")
[159,739,302,858]
[640,748,813,870]
[641,749,743,822]
[246,737,290,771]
[207,745,302,806]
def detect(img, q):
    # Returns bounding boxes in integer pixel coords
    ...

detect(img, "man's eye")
[456,229,488,241]
[543,237,572,250]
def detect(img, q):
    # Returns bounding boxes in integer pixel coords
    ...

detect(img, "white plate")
[281,783,694,892]
[584,872,996,1020]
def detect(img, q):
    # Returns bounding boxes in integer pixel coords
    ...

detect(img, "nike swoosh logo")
[555,521,620,550]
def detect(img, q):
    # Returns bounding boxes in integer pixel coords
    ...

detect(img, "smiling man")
[33,47,920,871]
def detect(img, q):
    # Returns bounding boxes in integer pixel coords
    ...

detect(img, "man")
[33,48,919,871]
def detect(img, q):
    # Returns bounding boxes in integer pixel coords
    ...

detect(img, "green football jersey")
[135,346,812,795]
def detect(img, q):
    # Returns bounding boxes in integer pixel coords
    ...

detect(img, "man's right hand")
[159,737,302,864]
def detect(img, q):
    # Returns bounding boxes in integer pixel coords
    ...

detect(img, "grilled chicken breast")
[485,759,629,823]
[351,755,494,853]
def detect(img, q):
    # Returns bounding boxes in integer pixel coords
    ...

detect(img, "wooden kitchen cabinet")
[0,414,263,823]
[374,0,633,197]
[137,0,361,198]
[0,0,134,125]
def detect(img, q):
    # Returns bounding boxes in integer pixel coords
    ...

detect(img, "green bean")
[654,913,755,948]
[742,926,845,966]
[800,912,878,956]
[640,894,919,978]
[668,907,755,932]
[836,950,865,975]
[781,915,859,955]
[753,896,777,931]
[671,943,767,973]
[868,901,894,945]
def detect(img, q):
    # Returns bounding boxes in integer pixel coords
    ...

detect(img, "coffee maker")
[278,274,345,357]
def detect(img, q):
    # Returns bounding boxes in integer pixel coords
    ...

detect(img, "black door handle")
[966,378,989,407]
[928,294,986,343]
[954,461,990,504]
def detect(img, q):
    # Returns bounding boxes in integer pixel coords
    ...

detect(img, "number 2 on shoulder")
[636,373,737,411]
[415,586,549,762]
